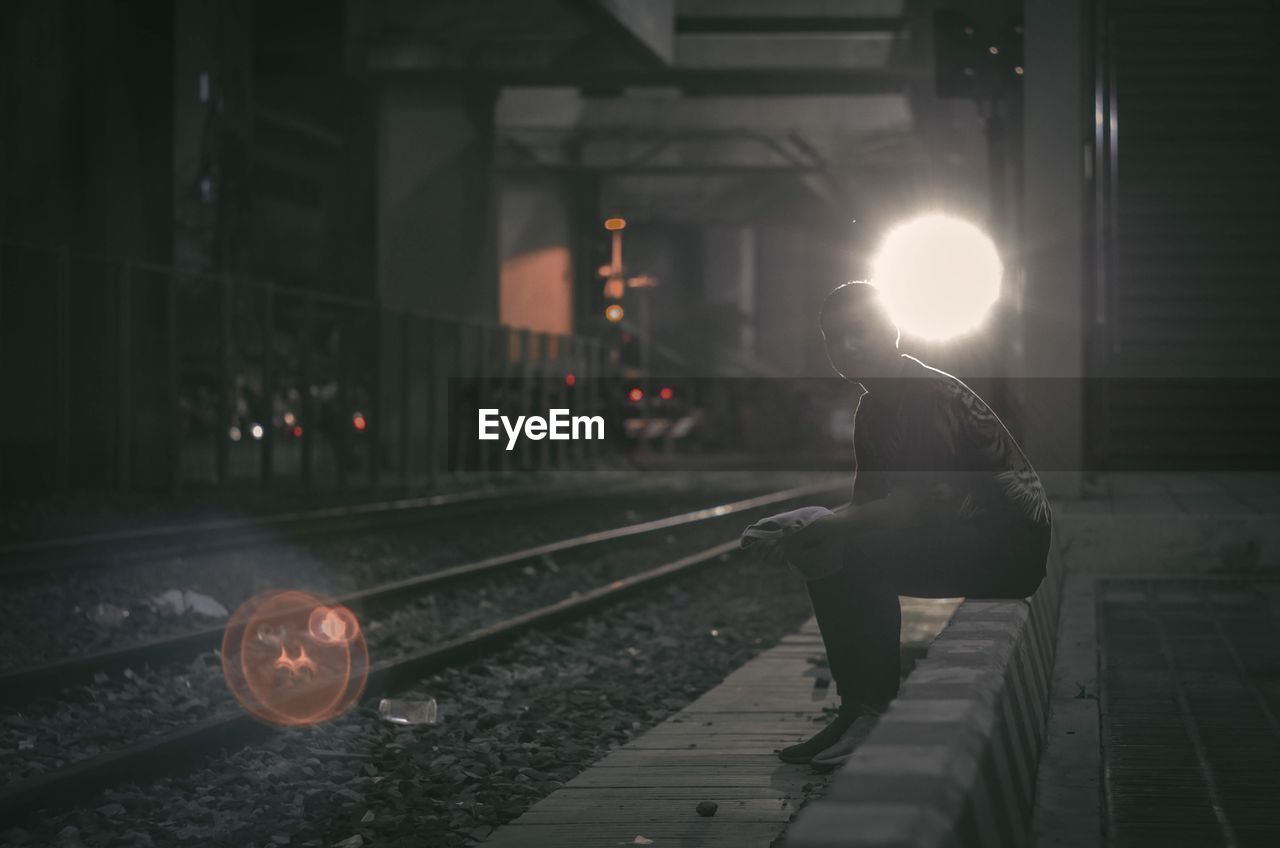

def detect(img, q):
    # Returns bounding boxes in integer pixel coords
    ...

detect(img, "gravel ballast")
[0,489,845,790]
[7,541,835,847]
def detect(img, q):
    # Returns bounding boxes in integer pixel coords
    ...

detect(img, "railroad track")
[0,478,641,580]
[0,483,845,824]
[0,483,836,705]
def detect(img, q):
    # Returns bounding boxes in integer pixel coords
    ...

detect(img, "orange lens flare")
[221,590,368,727]
[308,605,360,645]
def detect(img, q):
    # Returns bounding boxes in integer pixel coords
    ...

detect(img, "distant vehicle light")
[659,387,674,401]
[353,412,367,431]
[628,387,644,403]
[251,424,264,440]
[229,426,242,442]
[604,217,626,231]
[605,304,624,323]
[565,373,576,387]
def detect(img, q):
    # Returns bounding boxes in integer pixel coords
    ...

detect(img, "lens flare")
[870,213,1003,341]
[308,604,359,645]
[221,590,368,727]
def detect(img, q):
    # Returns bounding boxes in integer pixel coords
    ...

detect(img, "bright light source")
[870,213,1002,341]
[251,424,264,440]
[352,412,367,431]
[283,412,296,426]
[659,386,673,401]
[605,304,625,323]
[628,387,644,403]
[604,217,626,231]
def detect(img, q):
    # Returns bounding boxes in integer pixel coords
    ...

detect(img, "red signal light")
[628,387,644,403]
[565,373,576,387]
[659,386,674,401]
[352,413,367,431]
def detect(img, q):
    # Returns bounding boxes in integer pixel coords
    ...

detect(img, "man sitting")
[751,281,1053,769]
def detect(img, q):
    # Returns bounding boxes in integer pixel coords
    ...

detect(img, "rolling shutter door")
[1093,0,1280,469]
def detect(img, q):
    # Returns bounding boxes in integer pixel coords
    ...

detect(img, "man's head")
[819,281,901,382]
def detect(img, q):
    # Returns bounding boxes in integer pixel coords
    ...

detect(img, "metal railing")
[0,239,614,496]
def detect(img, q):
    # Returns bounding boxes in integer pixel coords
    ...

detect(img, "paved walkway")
[1034,472,1280,848]
[483,599,961,848]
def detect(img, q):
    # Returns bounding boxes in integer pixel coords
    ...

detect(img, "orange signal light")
[605,304,625,323]
[604,217,626,231]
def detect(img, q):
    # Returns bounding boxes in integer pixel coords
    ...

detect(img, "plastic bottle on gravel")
[378,697,438,725]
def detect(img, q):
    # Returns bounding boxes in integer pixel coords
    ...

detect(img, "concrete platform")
[1033,472,1280,848]
[482,599,961,848]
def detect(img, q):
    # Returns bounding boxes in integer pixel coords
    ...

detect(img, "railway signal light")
[605,304,624,323]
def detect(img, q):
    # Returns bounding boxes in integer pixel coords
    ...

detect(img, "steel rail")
[0,483,843,705]
[0,479,646,579]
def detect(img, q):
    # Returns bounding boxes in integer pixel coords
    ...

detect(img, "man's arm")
[783,489,923,557]
[827,489,922,534]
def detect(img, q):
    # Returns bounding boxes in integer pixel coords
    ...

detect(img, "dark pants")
[805,514,1051,708]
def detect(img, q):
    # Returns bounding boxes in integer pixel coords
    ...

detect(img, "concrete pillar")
[376,86,499,321]
[1021,0,1086,499]
[754,226,817,377]
[701,225,756,370]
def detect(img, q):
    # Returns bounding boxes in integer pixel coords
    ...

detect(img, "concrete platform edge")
[786,529,1068,848]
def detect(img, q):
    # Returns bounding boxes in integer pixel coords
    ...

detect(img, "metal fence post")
[217,279,232,488]
[498,326,514,475]
[589,338,603,464]
[260,283,274,487]
[452,321,473,478]
[168,272,182,495]
[117,262,132,493]
[427,317,442,487]
[336,313,349,493]
[536,333,551,470]
[552,335,567,468]
[569,336,584,465]
[300,293,315,490]
[55,248,70,495]
[400,309,411,490]
[370,308,382,489]
[476,323,491,476]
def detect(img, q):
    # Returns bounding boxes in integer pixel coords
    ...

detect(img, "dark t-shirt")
[852,354,1053,534]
